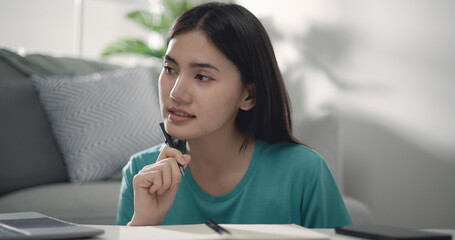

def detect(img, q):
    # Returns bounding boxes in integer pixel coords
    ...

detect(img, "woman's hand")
[128,146,191,226]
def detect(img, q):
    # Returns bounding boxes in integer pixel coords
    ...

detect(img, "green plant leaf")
[101,39,166,58]
[127,10,170,33]
[163,0,196,19]
[101,0,199,58]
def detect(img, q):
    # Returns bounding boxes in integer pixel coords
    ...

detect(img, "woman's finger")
[148,170,162,194]
[157,162,172,195]
[158,146,185,163]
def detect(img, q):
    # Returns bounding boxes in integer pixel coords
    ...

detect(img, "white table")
[76,225,455,240]
[79,225,454,240]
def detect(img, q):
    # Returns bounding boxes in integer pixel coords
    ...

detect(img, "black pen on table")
[205,220,231,235]
[159,122,185,176]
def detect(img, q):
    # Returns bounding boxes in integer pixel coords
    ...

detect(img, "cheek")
[200,87,243,120]
[158,74,172,112]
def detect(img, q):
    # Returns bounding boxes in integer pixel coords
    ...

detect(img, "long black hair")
[168,2,300,149]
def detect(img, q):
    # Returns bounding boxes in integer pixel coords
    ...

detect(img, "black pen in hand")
[159,122,185,176]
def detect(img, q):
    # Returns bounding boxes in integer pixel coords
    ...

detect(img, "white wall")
[0,0,149,58]
[239,0,455,228]
[0,0,74,55]
[1,0,454,228]
[334,0,455,228]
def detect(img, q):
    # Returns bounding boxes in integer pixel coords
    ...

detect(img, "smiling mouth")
[169,110,196,118]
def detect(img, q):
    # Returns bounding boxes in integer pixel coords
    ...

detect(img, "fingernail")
[171,184,179,191]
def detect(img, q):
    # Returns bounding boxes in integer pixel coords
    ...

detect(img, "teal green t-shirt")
[116,140,352,228]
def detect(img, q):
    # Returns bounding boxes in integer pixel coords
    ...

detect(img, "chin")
[165,122,192,140]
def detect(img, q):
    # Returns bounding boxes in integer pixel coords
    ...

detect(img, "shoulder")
[123,143,164,176]
[258,140,324,166]
[255,140,326,178]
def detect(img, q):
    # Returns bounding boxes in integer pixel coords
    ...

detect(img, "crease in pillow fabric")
[32,67,162,183]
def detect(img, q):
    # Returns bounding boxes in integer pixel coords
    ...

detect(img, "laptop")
[0,212,104,239]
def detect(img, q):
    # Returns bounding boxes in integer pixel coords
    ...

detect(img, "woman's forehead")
[166,30,236,72]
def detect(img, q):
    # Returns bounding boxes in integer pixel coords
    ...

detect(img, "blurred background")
[1,0,454,228]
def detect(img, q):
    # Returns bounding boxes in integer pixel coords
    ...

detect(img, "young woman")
[116,2,352,228]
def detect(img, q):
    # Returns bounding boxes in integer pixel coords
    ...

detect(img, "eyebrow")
[164,55,219,72]
[164,55,178,65]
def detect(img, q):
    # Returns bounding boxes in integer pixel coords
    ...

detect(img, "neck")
[186,127,254,174]
[185,122,256,196]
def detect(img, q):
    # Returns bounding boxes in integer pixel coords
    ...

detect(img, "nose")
[170,74,191,103]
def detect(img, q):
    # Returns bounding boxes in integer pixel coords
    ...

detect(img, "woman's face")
[159,30,253,141]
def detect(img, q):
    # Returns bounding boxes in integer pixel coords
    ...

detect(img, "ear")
[240,84,256,111]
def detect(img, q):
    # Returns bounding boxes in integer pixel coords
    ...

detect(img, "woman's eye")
[164,66,176,75]
[195,74,214,81]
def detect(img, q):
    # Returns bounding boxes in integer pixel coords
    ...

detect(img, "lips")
[168,107,195,117]
[168,107,196,122]
[171,111,193,117]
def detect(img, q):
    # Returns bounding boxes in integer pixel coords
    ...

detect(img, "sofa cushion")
[0,58,68,196]
[32,67,163,183]
[0,181,121,224]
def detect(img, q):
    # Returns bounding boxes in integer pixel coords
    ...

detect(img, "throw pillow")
[32,67,163,183]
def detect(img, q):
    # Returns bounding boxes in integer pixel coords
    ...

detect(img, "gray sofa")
[0,49,126,224]
[0,48,372,225]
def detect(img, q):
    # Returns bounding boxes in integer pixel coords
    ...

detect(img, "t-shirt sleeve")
[116,156,137,225]
[300,155,353,228]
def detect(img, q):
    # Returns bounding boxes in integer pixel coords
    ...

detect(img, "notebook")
[0,212,104,239]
